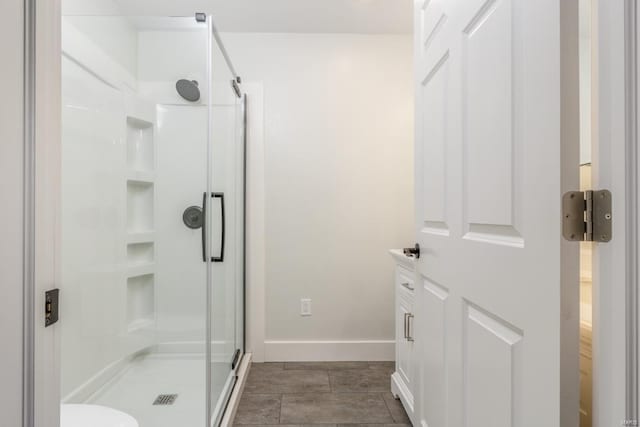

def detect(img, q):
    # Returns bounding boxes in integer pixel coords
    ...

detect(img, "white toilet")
[61,404,139,427]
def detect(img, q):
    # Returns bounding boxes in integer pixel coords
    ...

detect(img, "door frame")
[25,0,62,426]
[628,1,639,421]
[22,0,640,426]
[593,0,639,425]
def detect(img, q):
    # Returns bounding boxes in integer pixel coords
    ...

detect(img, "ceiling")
[63,0,413,34]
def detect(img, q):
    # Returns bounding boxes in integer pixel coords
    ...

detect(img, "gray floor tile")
[284,361,370,371]
[234,394,281,425]
[329,369,392,393]
[382,392,411,424]
[250,363,285,372]
[280,393,394,424]
[245,369,330,394]
[337,424,411,427]
[367,361,396,370]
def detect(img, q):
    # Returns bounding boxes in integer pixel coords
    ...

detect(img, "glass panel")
[60,15,211,427]
[209,26,245,424]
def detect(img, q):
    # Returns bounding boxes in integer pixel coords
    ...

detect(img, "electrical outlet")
[300,298,312,316]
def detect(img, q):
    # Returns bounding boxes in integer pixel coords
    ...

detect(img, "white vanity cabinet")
[389,249,417,424]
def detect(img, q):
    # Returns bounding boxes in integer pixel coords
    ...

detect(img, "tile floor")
[234,362,411,426]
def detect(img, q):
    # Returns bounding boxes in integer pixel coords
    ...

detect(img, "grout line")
[380,392,396,423]
[279,393,283,424]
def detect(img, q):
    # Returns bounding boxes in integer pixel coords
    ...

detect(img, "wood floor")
[233,362,411,426]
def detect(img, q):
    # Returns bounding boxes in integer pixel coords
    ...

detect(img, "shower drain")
[153,394,178,405]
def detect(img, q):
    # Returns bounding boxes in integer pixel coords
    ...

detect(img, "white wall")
[222,33,414,358]
[0,0,24,423]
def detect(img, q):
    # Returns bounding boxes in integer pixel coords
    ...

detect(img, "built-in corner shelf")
[125,108,156,335]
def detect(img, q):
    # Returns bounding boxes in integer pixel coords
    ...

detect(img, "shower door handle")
[201,192,207,262]
[211,192,225,263]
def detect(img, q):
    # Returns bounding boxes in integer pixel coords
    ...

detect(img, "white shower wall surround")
[60,15,242,419]
[61,55,146,398]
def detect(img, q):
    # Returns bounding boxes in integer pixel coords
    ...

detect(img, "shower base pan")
[86,353,206,427]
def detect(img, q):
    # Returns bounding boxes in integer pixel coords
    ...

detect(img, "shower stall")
[60,11,245,427]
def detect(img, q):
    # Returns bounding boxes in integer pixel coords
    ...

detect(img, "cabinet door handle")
[407,313,415,342]
[401,282,414,291]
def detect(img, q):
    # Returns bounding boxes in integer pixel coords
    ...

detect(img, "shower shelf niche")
[126,117,154,173]
[127,273,155,333]
[127,242,154,264]
[127,181,154,234]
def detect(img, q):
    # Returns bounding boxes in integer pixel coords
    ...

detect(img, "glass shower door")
[59,9,245,426]
[209,29,246,423]
[60,14,214,427]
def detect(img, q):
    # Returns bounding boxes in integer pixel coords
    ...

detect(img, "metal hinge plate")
[45,288,60,327]
[562,189,612,242]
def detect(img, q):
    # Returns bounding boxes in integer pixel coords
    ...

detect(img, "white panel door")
[413,1,579,427]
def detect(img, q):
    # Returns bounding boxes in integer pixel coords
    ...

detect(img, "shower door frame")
[208,34,248,423]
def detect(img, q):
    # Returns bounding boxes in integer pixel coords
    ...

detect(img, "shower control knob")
[183,206,204,229]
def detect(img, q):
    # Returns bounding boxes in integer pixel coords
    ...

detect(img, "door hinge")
[45,288,60,327]
[562,190,612,242]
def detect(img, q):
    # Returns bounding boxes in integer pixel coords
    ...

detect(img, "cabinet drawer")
[396,266,415,300]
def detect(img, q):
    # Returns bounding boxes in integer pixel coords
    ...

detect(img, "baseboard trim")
[219,353,252,427]
[264,340,395,362]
